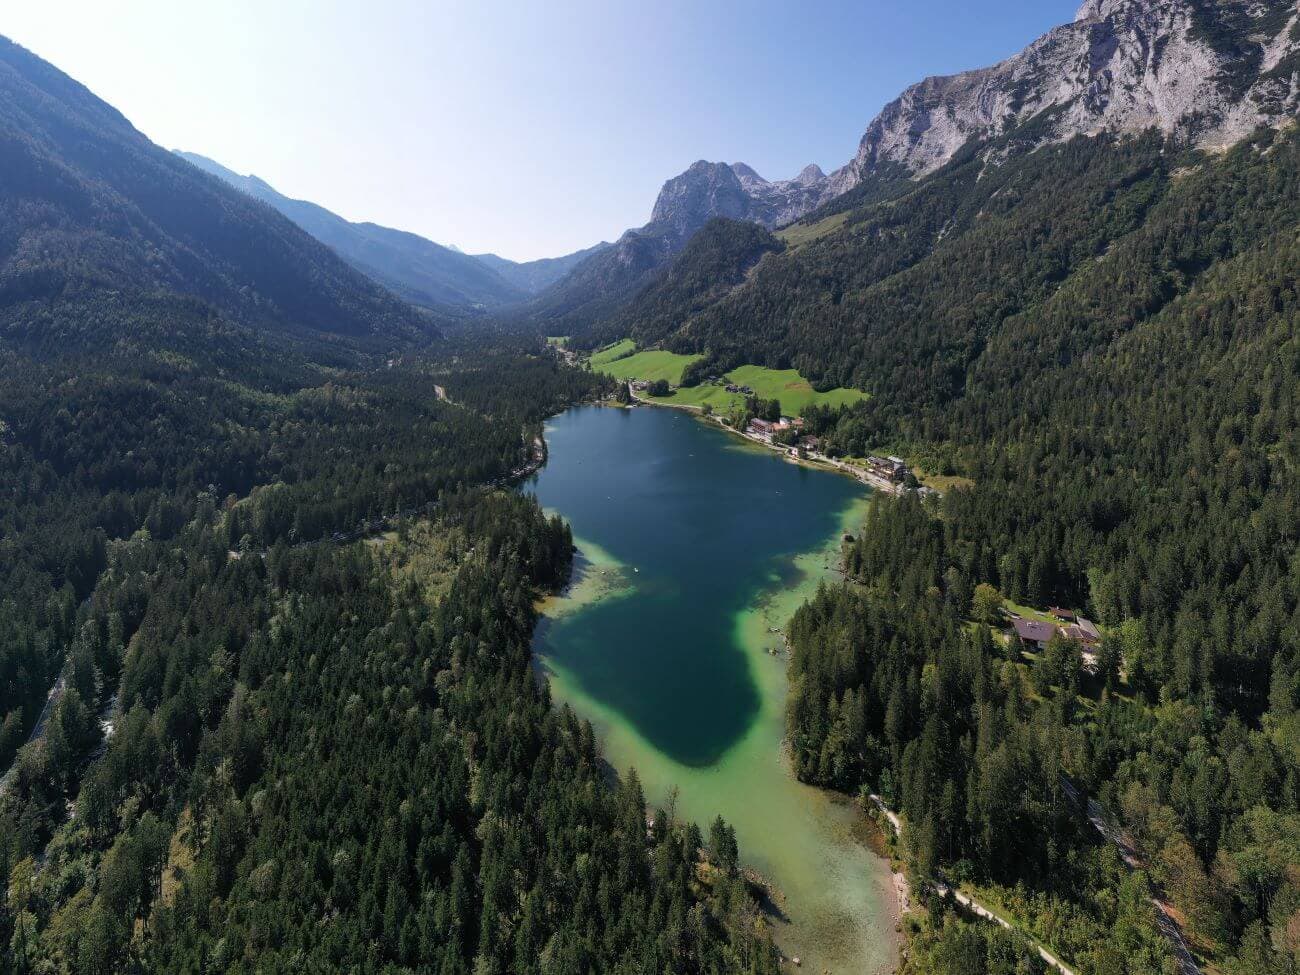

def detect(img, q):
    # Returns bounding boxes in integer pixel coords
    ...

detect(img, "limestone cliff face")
[645,160,839,240]
[549,1,1300,322]
[648,161,756,244]
[831,0,1300,188]
[651,0,1300,230]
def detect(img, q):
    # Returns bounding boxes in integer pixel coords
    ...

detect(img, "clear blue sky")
[7,0,1079,261]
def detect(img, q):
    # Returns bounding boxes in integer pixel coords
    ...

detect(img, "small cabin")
[1075,617,1101,645]
[1013,618,1056,651]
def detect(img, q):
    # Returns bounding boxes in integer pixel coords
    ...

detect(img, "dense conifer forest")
[0,317,790,971]
[0,34,786,974]
[568,104,1300,975]
[2,481,778,973]
[769,128,1300,967]
[7,9,1300,972]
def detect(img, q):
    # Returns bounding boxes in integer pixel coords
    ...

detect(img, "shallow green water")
[528,405,899,974]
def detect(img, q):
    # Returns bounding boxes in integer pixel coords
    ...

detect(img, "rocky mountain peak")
[647,159,838,240]
[831,0,1300,190]
[599,0,1300,291]
[649,162,751,244]
[1074,0,1115,21]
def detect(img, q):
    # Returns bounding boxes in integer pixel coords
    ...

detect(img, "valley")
[529,405,898,974]
[3,3,1300,974]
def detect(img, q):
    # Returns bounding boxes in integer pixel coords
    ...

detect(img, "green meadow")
[587,340,867,415]
[649,363,867,416]
[774,210,849,249]
[593,347,704,385]
[587,338,636,366]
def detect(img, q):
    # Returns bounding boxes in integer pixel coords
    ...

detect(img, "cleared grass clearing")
[776,211,849,248]
[729,365,866,412]
[598,348,704,385]
[1003,600,1060,626]
[916,468,976,493]
[647,363,867,416]
[647,384,744,412]
[590,339,868,415]
[588,339,636,366]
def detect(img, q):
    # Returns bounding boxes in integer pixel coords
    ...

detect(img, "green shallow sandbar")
[527,405,899,974]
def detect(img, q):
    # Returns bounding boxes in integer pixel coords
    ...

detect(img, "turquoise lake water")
[527,405,900,974]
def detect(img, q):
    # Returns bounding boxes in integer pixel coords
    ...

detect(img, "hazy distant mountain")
[0,36,431,346]
[176,151,527,310]
[473,242,611,295]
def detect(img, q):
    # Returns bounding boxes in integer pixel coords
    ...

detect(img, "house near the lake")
[1013,618,1057,651]
[1012,614,1102,666]
[867,455,908,483]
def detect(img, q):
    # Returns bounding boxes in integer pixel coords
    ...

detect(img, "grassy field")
[1004,600,1064,626]
[587,339,869,415]
[545,336,570,348]
[915,468,976,493]
[776,211,849,249]
[588,339,636,367]
[596,348,704,385]
[647,363,867,416]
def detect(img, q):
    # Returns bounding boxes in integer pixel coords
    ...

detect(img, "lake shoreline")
[528,405,901,974]
[619,392,905,496]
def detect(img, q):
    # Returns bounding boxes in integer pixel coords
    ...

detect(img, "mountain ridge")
[0,35,432,346]
[540,0,1300,338]
[830,0,1300,189]
[643,0,1300,237]
[176,150,528,310]
[513,157,834,332]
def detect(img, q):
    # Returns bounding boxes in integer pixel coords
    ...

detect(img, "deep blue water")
[527,406,865,766]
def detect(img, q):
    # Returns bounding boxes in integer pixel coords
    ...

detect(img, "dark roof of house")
[1076,617,1100,640]
[1049,607,1076,620]
[1013,618,1056,642]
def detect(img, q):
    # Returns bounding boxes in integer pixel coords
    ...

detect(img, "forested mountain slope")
[177,151,528,311]
[617,124,1300,401]
[513,226,678,335]
[0,38,781,974]
[552,0,1299,346]
[598,218,784,356]
[0,36,433,344]
[622,68,1300,975]
[589,7,1300,973]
